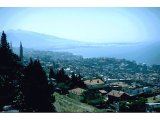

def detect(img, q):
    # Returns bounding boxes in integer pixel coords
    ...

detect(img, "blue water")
[53,43,159,65]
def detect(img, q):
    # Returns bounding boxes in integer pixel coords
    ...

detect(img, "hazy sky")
[0,7,160,43]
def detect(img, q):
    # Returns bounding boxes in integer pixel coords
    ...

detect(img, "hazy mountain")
[5,29,85,50]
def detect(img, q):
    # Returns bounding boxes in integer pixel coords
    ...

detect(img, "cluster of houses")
[47,73,160,112]
[67,78,159,104]
[69,79,152,99]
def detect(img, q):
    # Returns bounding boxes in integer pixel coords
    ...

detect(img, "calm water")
[53,43,159,65]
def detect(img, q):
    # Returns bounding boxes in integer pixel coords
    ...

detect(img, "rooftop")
[110,82,130,87]
[68,88,86,96]
[99,90,107,94]
[107,90,128,98]
[84,79,104,85]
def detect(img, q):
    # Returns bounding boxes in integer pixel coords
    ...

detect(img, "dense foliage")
[49,67,86,94]
[20,59,55,112]
[0,31,22,109]
[0,31,55,112]
[81,89,105,107]
[119,97,147,112]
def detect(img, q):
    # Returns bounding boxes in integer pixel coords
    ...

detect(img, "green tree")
[56,68,66,83]
[119,101,130,112]
[49,67,55,79]
[0,31,22,108]
[81,89,105,107]
[21,59,55,112]
[129,97,147,112]
[0,31,10,50]
[70,73,86,89]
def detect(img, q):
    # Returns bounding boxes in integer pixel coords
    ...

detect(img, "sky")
[0,7,160,43]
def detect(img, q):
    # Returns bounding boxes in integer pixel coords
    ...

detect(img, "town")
[15,45,160,112]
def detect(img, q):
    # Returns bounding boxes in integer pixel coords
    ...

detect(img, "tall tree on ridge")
[0,31,22,108]
[0,31,10,50]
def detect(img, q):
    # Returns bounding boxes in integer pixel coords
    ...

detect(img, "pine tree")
[19,42,23,63]
[0,31,22,108]
[21,59,55,112]
[56,68,66,83]
[49,67,55,79]
[71,72,79,88]
[0,31,21,68]
[0,31,10,50]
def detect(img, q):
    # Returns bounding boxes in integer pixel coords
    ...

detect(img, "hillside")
[53,93,105,112]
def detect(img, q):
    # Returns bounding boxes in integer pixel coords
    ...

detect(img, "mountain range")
[5,29,88,50]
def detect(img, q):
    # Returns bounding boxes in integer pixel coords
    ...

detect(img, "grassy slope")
[147,95,160,103]
[53,92,105,112]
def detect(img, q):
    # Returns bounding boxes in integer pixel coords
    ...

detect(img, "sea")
[53,43,160,65]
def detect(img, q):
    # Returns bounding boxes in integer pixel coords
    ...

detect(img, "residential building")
[107,90,130,101]
[68,88,86,96]
[83,79,105,88]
